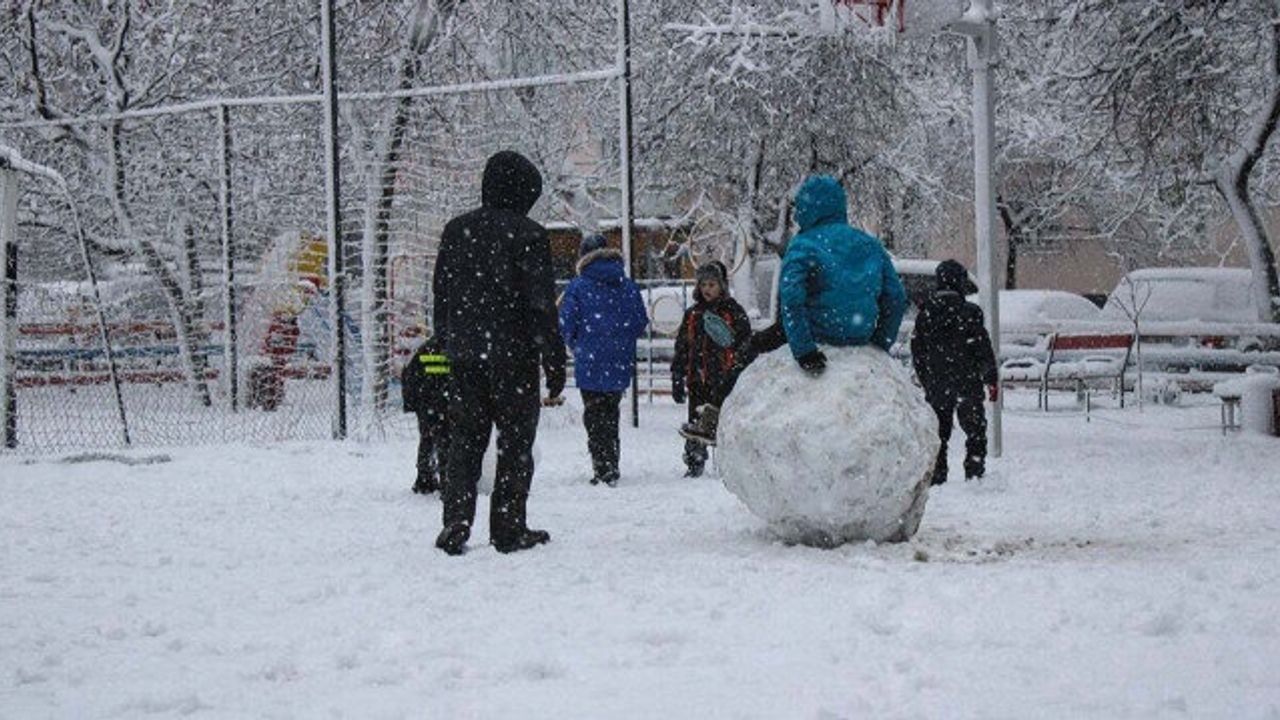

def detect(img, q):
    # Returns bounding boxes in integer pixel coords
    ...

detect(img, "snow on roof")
[891,258,942,275]
[1125,267,1253,282]
[544,217,690,232]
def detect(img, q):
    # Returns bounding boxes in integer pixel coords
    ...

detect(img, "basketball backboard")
[829,0,969,38]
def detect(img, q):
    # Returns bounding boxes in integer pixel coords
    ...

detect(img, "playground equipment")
[243,231,330,411]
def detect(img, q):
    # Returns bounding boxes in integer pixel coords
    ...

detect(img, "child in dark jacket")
[671,261,751,477]
[401,335,451,494]
[910,259,998,484]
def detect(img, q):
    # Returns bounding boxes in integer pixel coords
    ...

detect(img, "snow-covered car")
[1100,267,1261,325]
[999,289,1101,347]
[1100,267,1275,369]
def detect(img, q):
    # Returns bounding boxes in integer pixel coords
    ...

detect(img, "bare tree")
[1053,0,1280,321]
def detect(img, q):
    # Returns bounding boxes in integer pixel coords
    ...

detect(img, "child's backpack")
[401,338,448,413]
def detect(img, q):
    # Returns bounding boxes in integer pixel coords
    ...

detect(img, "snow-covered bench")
[1001,332,1134,416]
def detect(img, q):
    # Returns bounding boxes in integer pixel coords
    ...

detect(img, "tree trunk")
[181,215,211,406]
[998,198,1021,290]
[1215,6,1280,323]
[108,121,213,406]
[361,0,444,421]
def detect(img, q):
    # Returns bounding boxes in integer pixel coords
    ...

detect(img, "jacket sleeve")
[779,239,819,359]
[869,249,908,352]
[627,283,650,341]
[515,225,567,376]
[729,299,753,355]
[558,281,580,349]
[671,308,692,383]
[969,306,999,386]
[909,307,930,383]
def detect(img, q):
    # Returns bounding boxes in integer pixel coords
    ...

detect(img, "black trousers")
[444,362,540,538]
[580,390,622,475]
[415,410,449,483]
[928,390,987,479]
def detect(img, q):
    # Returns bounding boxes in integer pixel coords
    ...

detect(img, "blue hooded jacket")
[780,176,907,358]
[558,249,650,392]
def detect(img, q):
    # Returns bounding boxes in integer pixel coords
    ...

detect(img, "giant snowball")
[719,345,940,546]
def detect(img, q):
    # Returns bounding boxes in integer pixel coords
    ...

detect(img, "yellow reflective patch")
[417,353,450,375]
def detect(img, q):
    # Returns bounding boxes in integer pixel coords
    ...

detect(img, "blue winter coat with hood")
[558,248,650,392]
[780,175,908,358]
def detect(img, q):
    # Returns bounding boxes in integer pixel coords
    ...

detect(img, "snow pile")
[719,346,939,546]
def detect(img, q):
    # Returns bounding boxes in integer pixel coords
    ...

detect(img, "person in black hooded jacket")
[910,259,998,484]
[430,150,567,555]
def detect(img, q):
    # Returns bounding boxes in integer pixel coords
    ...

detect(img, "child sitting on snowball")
[779,175,907,372]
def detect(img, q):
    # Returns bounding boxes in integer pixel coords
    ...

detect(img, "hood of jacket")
[794,175,848,233]
[936,259,978,295]
[481,150,543,215]
[577,248,626,286]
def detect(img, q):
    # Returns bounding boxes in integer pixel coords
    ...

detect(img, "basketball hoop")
[836,0,904,33]
[829,0,968,38]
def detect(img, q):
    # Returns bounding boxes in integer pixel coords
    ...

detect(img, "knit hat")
[695,261,728,290]
[936,259,978,295]
[579,233,609,258]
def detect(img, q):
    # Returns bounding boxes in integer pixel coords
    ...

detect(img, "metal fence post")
[321,0,348,440]
[0,165,17,448]
[217,104,239,412]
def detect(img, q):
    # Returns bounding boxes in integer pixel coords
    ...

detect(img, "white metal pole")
[321,0,348,439]
[966,0,1002,458]
[0,167,17,448]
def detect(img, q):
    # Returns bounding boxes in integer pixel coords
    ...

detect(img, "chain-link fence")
[0,4,628,454]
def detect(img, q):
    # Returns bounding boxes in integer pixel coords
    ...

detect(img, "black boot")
[492,527,551,554]
[964,456,985,480]
[590,460,610,487]
[412,473,438,495]
[930,459,948,486]
[435,522,470,556]
[684,462,705,478]
[679,405,720,446]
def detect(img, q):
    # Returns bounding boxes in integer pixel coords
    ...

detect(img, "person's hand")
[542,395,565,407]
[671,378,686,404]
[545,366,566,400]
[798,350,827,377]
[987,384,999,402]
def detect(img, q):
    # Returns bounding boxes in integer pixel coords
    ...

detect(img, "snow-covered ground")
[3,390,1279,719]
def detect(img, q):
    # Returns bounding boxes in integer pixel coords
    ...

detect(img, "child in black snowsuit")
[401,335,451,494]
[910,260,998,485]
[671,261,751,477]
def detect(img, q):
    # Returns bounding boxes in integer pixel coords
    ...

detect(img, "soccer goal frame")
[0,147,132,450]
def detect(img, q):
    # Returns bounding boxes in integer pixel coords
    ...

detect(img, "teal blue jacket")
[780,176,907,358]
